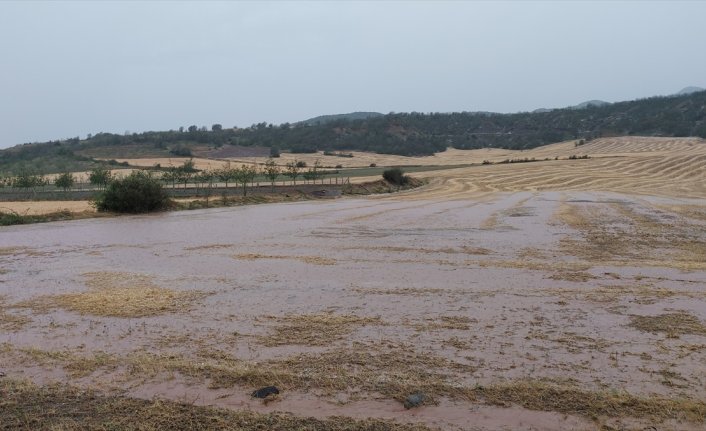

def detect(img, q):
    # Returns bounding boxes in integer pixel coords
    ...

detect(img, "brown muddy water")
[1,191,705,430]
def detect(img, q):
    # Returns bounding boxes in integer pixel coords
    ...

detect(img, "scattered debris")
[251,385,280,399]
[403,392,426,409]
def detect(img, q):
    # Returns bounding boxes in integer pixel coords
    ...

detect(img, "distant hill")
[676,86,704,95]
[569,100,611,110]
[298,112,383,126]
[2,89,706,173]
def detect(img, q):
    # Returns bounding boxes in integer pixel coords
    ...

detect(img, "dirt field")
[1,137,705,430]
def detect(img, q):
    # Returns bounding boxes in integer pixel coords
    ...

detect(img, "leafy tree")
[180,159,197,173]
[263,158,280,191]
[216,162,238,188]
[382,168,409,185]
[88,167,112,190]
[12,169,47,193]
[211,124,223,132]
[54,172,75,191]
[303,160,324,183]
[284,160,302,185]
[234,164,258,196]
[160,169,179,188]
[312,159,324,183]
[194,170,217,205]
[176,169,192,188]
[94,171,171,213]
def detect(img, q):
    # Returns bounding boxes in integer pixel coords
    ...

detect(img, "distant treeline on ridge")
[2,90,705,173]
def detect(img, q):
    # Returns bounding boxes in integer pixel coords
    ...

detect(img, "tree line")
[0,159,333,196]
[2,89,705,165]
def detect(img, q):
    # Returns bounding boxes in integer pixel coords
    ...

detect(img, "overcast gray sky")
[1,1,705,148]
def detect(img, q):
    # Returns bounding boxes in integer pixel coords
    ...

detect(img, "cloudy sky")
[1,1,704,148]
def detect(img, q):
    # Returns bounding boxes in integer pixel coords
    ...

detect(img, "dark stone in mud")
[251,385,280,398]
[403,392,426,409]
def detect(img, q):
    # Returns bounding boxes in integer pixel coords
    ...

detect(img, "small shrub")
[0,210,25,226]
[295,161,307,168]
[94,171,171,213]
[369,163,377,167]
[382,168,409,185]
[335,164,343,169]
[170,145,193,157]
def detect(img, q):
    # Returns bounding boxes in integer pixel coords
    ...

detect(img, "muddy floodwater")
[1,191,706,430]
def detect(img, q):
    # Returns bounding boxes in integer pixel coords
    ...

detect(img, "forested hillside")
[2,90,705,174]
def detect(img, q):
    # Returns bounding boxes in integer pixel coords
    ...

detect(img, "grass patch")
[414,316,476,331]
[0,209,93,226]
[0,378,433,431]
[22,271,208,318]
[475,259,591,272]
[234,253,336,265]
[547,271,596,282]
[183,243,234,251]
[257,313,384,346]
[351,287,447,296]
[8,342,475,405]
[0,296,30,331]
[555,201,706,270]
[5,345,706,423]
[584,284,681,304]
[340,245,491,255]
[629,312,706,337]
[16,347,120,378]
[442,336,473,350]
[477,380,706,423]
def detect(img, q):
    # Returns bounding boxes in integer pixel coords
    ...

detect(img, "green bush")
[0,210,25,226]
[94,171,171,213]
[170,145,193,157]
[382,168,408,185]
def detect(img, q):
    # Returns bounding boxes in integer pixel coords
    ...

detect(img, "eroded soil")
[1,190,705,430]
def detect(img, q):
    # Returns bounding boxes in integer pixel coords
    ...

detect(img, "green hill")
[2,90,706,174]
[298,112,384,126]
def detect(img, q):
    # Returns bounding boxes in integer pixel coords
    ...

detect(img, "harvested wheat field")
[105,157,235,171]
[1,137,706,430]
[0,200,96,216]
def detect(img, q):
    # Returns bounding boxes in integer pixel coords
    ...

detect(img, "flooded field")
[1,186,705,430]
